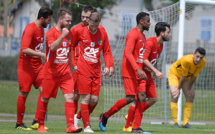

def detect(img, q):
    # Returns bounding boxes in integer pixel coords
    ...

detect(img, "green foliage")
[36,0,120,27]
[0,56,18,80]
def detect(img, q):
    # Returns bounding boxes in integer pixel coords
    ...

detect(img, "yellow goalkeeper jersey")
[169,54,206,79]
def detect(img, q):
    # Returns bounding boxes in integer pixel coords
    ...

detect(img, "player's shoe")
[31,120,49,130]
[15,123,32,130]
[131,128,151,134]
[74,114,81,128]
[99,113,108,132]
[173,123,179,128]
[182,123,195,129]
[123,126,132,132]
[84,126,94,133]
[37,125,47,133]
[66,125,82,133]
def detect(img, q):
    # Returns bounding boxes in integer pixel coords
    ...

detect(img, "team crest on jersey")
[63,42,67,47]
[41,37,43,42]
[91,42,95,48]
[195,67,198,70]
[68,39,71,44]
[156,54,159,59]
[98,40,102,45]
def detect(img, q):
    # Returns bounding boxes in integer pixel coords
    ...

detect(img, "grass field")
[1,121,215,134]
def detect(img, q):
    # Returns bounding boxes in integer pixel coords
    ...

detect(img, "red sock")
[81,103,90,128]
[17,95,27,124]
[76,110,81,119]
[34,93,42,121]
[142,102,150,113]
[89,103,97,114]
[133,102,144,129]
[125,105,135,128]
[38,100,48,126]
[74,100,78,114]
[104,98,127,118]
[65,102,74,127]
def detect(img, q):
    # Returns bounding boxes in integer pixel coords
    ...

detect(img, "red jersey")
[72,26,112,77]
[143,37,163,72]
[43,27,73,78]
[121,27,146,79]
[71,24,114,67]
[18,22,44,70]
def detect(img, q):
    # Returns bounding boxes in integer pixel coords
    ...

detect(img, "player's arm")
[22,48,46,60]
[102,33,111,76]
[71,28,80,70]
[143,59,163,79]
[50,28,69,51]
[125,34,147,80]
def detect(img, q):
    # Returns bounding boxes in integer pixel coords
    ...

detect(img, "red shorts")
[123,77,146,96]
[72,70,79,91]
[17,65,43,92]
[42,73,74,99]
[78,74,101,96]
[145,72,156,98]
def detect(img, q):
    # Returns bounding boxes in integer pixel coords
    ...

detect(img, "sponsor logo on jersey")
[63,42,67,47]
[98,40,102,45]
[55,47,70,63]
[91,42,95,48]
[83,47,99,63]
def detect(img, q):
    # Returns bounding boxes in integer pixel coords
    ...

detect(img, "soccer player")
[99,12,150,133]
[71,12,114,132]
[71,6,114,127]
[124,22,171,132]
[169,47,206,128]
[36,8,82,133]
[16,7,53,130]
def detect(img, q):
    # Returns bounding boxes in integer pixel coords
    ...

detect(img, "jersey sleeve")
[21,26,34,50]
[71,28,81,67]
[143,40,153,61]
[181,58,191,76]
[45,29,56,47]
[102,32,111,68]
[125,33,140,71]
[193,59,206,77]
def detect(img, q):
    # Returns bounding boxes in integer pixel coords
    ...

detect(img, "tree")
[36,0,120,27]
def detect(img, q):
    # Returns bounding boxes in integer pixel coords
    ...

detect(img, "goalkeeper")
[169,47,206,128]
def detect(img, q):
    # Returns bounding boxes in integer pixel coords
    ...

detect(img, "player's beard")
[143,25,149,31]
[162,34,169,41]
[42,20,48,28]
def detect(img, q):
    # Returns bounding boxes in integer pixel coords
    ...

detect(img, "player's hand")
[136,69,147,80]
[109,67,114,77]
[171,88,180,99]
[103,67,110,76]
[41,52,46,60]
[74,66,77,72]
[62,28,69,38]
[155,71,164,79]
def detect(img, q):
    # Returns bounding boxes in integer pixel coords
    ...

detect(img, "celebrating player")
[71,12,114,132]
[16,7,52,130]
[169,47,206,128]
[36,7,82,133]
[124,22,171,132]
[99,12,150,133]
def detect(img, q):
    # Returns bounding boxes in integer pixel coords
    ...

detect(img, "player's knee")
[124,95,135,104]
[138,92,146,103]
[186,91,195,100]
[149,98,157,104]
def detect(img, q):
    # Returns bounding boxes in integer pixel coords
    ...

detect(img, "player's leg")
[61,74,82,133]
[73,71,80,114]
[124,102,135,132]
[181,80,195,128]
[78,74,93,132]
[99,77,135,132]
[16,69,34,130]
[168,70,180,128]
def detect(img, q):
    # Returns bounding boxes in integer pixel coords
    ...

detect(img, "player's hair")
[195,47,206,56]
[82,5,94,13]
[37,7,53,19]
[136,12,149,25]
[155,22,170,36]
[57,7,72,19]
[89,12,100,22]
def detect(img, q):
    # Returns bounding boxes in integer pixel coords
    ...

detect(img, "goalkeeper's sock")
[17,95,27,124]
[125,105,135,128]
[183,102,193,126]
[133,102,144,129]
[104,98,127,118]
[170,102,178,124]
